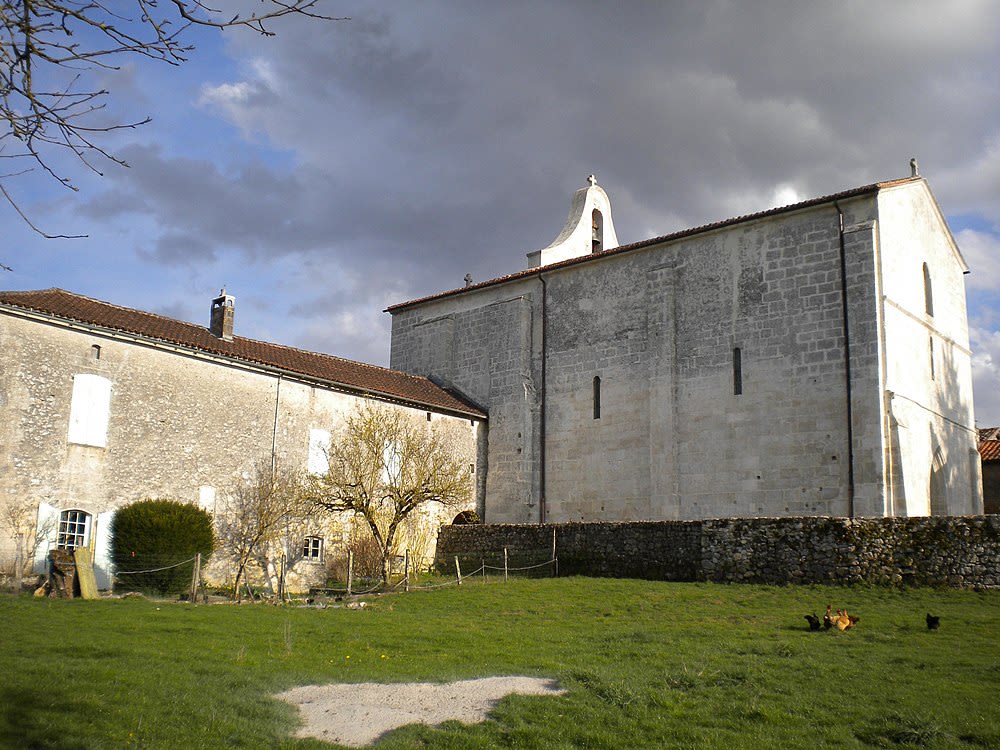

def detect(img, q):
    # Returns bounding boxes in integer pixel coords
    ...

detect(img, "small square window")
[303,536,323,561]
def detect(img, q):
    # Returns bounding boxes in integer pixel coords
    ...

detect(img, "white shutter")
[92,511,115,590]
[67,374,112,447]
[199,486,217,513]
[32,502,60,574]
[308,429,331,474]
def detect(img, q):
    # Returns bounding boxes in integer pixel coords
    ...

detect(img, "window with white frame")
[67,373,112,447]
[308,428,331,474]
[302,536,323,561]
[57,509,92,549]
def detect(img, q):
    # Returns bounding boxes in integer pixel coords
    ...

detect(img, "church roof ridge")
[387,176,922,313]
[0,287,485,419]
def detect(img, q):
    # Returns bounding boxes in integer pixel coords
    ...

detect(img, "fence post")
[482,558,486,582]
[347,550,354,597]
[504,547,508,583]
[404,549,410,592]
[552,527,558,578]
[189,552,201,604]
[455,556,462,586]
[278,553,286,603]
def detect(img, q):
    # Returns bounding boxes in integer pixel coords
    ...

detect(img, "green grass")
[1,578,998,749]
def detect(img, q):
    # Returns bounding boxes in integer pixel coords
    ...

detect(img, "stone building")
[979,428,1000,514]
[389,172,983,523]
[0,289,484,589]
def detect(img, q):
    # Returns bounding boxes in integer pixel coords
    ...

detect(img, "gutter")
[834,201,856,518]
[538,272,548,523]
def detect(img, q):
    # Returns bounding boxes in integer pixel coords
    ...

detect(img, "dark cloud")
[33,1,999,417]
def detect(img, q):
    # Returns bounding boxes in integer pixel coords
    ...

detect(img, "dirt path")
[276,676,564,747]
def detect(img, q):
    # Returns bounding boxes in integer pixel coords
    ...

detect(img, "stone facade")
[390,176,983,523]
[0,292,482,590]
[436,515,1000,588]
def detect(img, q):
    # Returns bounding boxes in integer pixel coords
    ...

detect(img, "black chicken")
[805,613,821,631]
[926,613,940,630]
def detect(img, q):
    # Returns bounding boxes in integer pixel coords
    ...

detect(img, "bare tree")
[216,458,308,600]
[1,1,345,242]
[308,403,474,584]
[0,498,54,589]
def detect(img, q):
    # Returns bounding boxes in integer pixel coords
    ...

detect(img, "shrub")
[111,499,214,596]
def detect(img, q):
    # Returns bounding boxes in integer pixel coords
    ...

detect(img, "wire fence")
[50,544,559,604]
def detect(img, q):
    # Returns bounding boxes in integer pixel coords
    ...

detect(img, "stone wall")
[0,311,480,589]
[436,515,1000,587]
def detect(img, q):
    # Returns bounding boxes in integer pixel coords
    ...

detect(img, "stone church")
[0,289,484,588]
[388,171,984,523]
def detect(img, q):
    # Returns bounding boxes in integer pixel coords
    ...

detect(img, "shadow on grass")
[0,686,82,750]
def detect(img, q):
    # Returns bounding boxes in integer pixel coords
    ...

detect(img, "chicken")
[926,613,940,630]
[805,613,821,631]
[832,609,856,631]
[823,604,834,630]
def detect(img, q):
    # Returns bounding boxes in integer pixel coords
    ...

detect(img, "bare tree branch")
[0,1,347,246]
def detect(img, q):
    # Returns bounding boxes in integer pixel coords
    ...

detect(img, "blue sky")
[4,1,1000,424]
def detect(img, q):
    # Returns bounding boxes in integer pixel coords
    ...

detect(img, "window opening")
[91,344,101,360]
[733,347,743,395]
[302,536,323,560]
[57,509,91,550]
[923,263,934,317]
[593,376,601,419]
[929,336,935,380]
[592,209,604,253]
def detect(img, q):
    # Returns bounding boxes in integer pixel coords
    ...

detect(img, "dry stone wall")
[436,516,1000,587]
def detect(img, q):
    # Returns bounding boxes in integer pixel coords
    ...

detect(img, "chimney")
[210,288,235,340]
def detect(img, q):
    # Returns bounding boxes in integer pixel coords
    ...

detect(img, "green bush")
[110,499,214,596]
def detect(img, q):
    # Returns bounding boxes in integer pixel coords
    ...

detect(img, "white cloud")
[958,229,1000,291]
[971,326,1000,426]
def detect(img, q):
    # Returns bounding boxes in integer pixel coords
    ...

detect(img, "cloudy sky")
[4,1,1000,424]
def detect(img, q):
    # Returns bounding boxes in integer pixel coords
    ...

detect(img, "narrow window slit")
[733,347,743,395]
[593,376,601,419]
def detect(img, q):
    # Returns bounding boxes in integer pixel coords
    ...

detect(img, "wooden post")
[278,553,286,603]
[455,556,462,586]
[404,549,410,592]
[482,558,486,582]
[552,527,558,578]
[347,550,354,597]
[503,547,508,583]
[189,552,201,604]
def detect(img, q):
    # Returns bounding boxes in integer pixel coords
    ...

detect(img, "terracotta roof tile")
[387,177,921,313]
[0,288,485,419]
[980,440,1000,462]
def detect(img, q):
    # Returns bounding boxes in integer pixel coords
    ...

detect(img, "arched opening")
[452,510,481,525]
[593,375,601,419]
[923,263,934,317]
[591,209,604,253]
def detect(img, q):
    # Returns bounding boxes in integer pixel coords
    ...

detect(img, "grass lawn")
[1,578,998,749]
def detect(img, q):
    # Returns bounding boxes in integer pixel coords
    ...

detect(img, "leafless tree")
[1,1,345,243]
[216,458,308,600]
[0,497,54,588]
[308,403,474,584]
